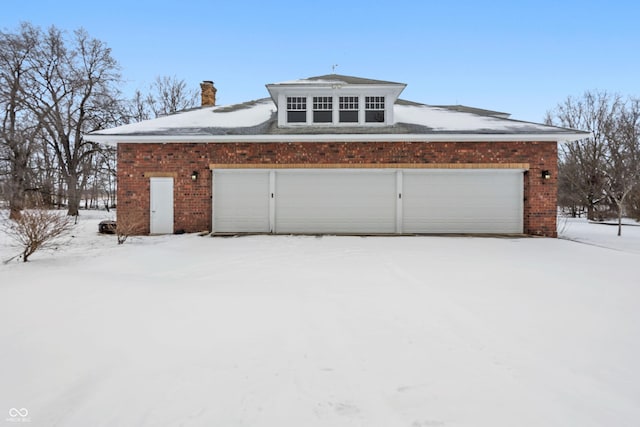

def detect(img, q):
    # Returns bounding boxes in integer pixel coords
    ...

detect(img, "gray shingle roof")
[433,104,511,118]
[86,75,589,144]
[275,74,406,86]
[86,96,588,144]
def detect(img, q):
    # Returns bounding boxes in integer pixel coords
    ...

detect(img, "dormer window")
[339,96,359,123]
[268,75,405,128]
[313,96,333,123]
[287,97,306,123]
[365,96,385,123]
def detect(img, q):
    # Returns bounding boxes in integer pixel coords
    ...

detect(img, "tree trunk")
[8,151,29,219]
[66,174,80,216]
[56,176,64,209]
[618,205,623,236]
[9,195,23,220]
[9,170,25,219]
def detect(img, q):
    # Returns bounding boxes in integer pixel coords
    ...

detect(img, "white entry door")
[150,177,174,234]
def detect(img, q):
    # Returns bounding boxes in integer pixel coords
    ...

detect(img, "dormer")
[266,74,406,128]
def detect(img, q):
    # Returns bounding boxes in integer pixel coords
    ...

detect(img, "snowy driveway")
[1,214,639,427]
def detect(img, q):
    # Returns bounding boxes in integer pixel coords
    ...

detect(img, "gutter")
[86,132,591,145]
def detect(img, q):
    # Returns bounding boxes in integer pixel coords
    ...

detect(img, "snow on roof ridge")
[269,74,405,86]
[88,95,587,141]
[92,98,275,135]
[393,103,567,133]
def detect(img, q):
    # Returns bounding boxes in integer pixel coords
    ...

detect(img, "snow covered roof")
[269,74,406,86]
[87,78,589,144]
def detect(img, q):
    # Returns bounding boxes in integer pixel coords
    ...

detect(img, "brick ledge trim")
[143,172,178,178]
[209,163,530,170]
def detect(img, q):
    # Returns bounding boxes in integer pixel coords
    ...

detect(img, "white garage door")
[275,170,396,233]
[212,168,523,234]
[213,170,270,232]
[402,169,523,233]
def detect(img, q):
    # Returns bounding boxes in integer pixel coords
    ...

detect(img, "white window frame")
[286,96,307,123]
[313,96,333,123]
[365,96,386,123]
[277,88,398,127]
[339,96,359,123]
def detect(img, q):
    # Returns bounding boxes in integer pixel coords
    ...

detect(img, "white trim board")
[87,132,588,145]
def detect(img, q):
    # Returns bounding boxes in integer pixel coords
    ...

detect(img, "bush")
[2,209,74,262]
[116,211,145,245]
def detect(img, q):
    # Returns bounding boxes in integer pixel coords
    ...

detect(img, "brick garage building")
[88,75,587,237]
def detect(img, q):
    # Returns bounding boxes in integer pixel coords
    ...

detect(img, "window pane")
[339,111,358,123]
[287,97,306,110]
[339,96,358,110]
[365,110,385,122]
[313,96,332,110]
[288,111,306,123]
[365,96,385,110]
[313,111,332,123]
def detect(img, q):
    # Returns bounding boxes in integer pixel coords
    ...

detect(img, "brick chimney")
[200,80,217,106]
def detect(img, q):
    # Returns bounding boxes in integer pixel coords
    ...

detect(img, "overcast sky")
[2,0,638,122]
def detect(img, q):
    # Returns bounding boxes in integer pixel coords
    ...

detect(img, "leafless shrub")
[2,208,74,262]
[116,211,145,245]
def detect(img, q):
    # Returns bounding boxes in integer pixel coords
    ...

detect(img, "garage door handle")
[271,193,274,198]
[398,193,402,199]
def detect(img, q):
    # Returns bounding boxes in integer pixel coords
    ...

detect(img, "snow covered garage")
[87,74,587,237]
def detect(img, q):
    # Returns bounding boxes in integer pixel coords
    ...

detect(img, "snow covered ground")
[558,215,640,254]
[1,211,639,427]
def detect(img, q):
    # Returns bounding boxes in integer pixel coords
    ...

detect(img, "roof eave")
[85,132,590,146]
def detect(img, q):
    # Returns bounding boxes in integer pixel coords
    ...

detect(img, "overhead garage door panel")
[275,170,396,233]
[212,168,524,235]
[403,170,523,233]
[213,170,270,233]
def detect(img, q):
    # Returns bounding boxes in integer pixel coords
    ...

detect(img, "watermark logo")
[6,408,30,423]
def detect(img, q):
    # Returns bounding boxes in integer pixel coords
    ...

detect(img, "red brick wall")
[117,140,558,236]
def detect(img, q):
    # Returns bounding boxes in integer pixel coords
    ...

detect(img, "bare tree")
[122,76,198,125]
[546,91,619,220]
[2,23,199,221]
[0,23,40,219]
[2,207,74,262]
[81,145,116,210]
[628,188,640,221]
[0,23,192,220]
[557,152,586,217]
[127,89,152,122]
[602,98,640,235]
[19,26,122,216]
[548,91,640,235]
[98,145,117,209]
[146,75,198,117]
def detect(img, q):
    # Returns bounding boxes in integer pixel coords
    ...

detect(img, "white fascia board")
[86,132,589,146]
[268,83,406,100]
[266,82,406,91]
